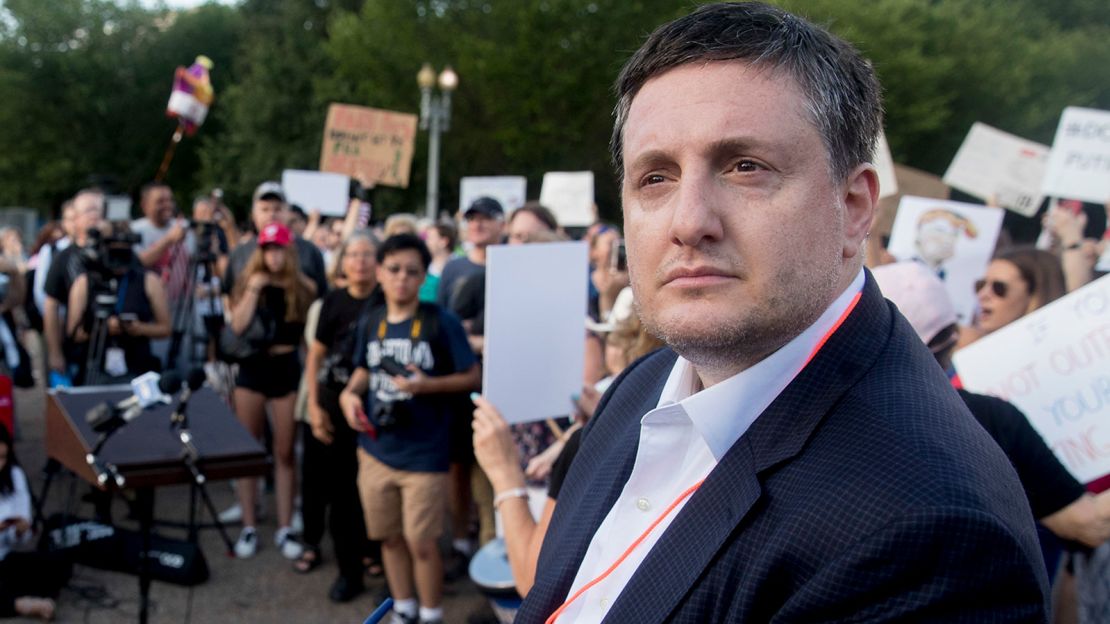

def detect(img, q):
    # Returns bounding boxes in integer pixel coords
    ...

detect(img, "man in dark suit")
[515,3,1048,622]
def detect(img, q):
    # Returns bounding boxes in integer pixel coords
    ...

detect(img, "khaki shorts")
[356,448,448,543]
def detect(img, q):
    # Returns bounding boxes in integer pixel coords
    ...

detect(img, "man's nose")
[668,174,725,248]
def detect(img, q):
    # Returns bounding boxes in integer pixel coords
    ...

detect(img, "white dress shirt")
[557,269,865,623]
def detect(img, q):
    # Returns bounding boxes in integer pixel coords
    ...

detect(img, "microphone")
[87,370,181,433]
[170,368,206,428]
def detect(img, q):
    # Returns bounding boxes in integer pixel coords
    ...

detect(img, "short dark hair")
[288,205,308,222]
[433,222,458,250]
[509,202,559,232]
[377,233,431,271]
[140,181,170,204]
[611,2,883,182]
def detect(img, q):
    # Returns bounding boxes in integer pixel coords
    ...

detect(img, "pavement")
[12,350,492,623]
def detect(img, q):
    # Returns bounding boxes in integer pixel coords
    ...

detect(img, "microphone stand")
[168,382,235,556]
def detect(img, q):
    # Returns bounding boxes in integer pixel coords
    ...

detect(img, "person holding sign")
[875,262,1110,551]
[516,4,1047,622]
[960,246,1067,348]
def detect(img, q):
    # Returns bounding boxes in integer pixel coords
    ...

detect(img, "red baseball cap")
[258,222,292,247]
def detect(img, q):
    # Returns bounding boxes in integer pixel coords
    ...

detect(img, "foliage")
[0,0,241,215]
[1,0,1107,223]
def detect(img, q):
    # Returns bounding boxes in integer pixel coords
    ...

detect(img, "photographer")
[43,189,104,385]
[65,222,170,386]
[339,234,479,624]
[227,223,316,560]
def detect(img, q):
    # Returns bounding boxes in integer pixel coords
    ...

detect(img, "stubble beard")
[634,257,842,380]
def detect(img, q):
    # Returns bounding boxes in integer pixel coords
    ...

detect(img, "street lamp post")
[417,63,458,221]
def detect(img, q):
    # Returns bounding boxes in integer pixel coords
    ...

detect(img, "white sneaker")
[218,501,266,524]
[275,526,303,560]
[219,503,243,523]
[234,527,258,559]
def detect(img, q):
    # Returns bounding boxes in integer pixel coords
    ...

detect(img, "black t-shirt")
[547,427,582,501]
[314,287,383,390]
[256,285,305,347]
[44,244,85,303]
[958,389,1086,519]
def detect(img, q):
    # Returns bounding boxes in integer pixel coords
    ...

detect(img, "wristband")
[493,487,529,510]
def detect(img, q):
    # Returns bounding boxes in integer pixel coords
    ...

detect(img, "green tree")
[0,0,242,215]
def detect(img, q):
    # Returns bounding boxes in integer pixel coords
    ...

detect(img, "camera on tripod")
[82,224,140,283]
[187,220,218,264]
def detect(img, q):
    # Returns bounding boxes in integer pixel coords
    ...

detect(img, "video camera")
[186,219,219,263]
[82,224,140,283]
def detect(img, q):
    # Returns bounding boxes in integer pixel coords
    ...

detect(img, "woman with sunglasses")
[962,246,1067,348]
[228,222,316,559]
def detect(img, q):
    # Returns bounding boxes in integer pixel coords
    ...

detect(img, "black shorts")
[236,350,301,398]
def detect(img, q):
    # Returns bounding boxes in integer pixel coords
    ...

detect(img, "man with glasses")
[340,234,480,624]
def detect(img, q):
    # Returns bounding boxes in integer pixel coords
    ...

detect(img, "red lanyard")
[546,290,862,624]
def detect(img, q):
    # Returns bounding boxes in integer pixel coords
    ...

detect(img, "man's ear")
[842,163,879,260]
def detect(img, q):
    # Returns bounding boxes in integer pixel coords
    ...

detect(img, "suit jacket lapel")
[605,273,893,623]
[524,350,677,619]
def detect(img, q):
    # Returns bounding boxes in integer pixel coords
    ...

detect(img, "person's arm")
[122,273,171,339]
[392,361,480,395]
[302,210,322,243]
[339,367,371,432]
[1041,491,1110,548]
[65,274,89,342]
[228,273,268,335]
[43,296,65,372]
[1047,204,1097,292]
[0,261,24,314]
[305,339,333,443]
[137,222,187,269]
[471,395,554,597]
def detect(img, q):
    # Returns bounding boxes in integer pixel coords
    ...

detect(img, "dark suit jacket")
[518,274,1048,623]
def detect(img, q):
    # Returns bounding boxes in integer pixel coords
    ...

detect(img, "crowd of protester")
[0,173,1106,623]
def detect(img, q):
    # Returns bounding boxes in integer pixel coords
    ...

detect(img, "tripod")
[82,280,120,387]
[165,235,221,371]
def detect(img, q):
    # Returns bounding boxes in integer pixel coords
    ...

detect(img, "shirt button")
[600,597,609,608]
[636,497,651,512]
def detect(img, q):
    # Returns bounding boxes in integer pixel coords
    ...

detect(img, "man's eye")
[734,160,762,173]
[642,174,666,186]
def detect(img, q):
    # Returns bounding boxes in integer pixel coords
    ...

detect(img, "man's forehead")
[622,61,812,157]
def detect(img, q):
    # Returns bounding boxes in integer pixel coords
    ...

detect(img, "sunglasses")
[383,264,423,278]
[974,279,1010,298]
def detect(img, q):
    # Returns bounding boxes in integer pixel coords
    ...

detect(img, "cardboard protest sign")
[875,133,898,199]
[539,172,595,227]
[319,104,418,189]
[459,177,527,215]
[483,241,588,424]
[943,122,1050,217]
[887,196,1004,323]
[1042,107,1110,204]
[954,274,1110,488]
[281,170,350,217]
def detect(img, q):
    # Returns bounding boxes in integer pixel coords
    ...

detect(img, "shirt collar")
[654,268,866,460]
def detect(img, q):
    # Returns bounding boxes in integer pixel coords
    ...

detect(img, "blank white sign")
[539,172,595,227]
[282,169,350,217]
[483,241,588,424]
[459,176,527,215]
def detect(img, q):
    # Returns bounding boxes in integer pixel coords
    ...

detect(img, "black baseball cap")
[464,197,504,219]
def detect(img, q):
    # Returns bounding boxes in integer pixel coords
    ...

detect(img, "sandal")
[363,556,384,578]
[293,546,321,574]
